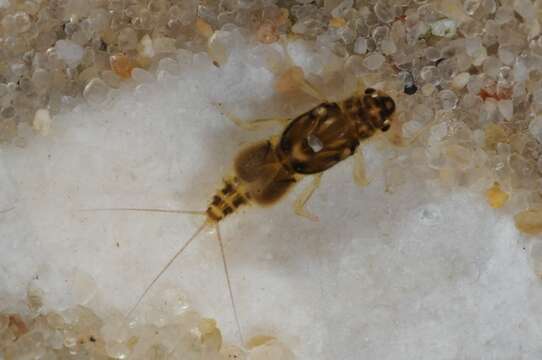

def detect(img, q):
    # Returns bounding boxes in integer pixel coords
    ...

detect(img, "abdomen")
[207,140,298,222]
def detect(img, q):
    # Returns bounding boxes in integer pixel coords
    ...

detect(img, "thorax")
[277,102,360,174]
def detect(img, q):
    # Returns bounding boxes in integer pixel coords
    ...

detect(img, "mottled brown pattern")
[207,89,396,222]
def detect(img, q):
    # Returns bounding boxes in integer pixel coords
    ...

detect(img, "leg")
[353,150,370,187]
[298,77,327,102]
[293,174,322,222]
[214,102,289,131]
[278,36,327,102]
[226,114,290,131]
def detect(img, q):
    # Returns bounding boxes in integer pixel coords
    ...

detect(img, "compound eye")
[365,88,376,95]
[383,97,396,114]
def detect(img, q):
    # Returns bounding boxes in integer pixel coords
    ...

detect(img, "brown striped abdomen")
[207,140,300,222]
[206,177,250,222]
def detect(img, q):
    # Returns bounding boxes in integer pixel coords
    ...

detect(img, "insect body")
[190,89,395,343]
[87,87,396,345]
[207,88,396,223]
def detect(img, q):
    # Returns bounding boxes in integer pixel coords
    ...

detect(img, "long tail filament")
[80,206,245,345]
[216,223,244,345]
[80,207,206,216]
[127,220,209,317]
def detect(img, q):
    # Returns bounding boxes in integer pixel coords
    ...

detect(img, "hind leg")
[293,174,322,222]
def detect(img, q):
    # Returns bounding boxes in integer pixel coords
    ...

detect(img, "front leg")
[293,174,322,222]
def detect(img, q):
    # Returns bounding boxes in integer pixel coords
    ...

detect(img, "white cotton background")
[2,43,542,360]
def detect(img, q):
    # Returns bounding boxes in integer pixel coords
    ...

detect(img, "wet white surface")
[2,48,542,359]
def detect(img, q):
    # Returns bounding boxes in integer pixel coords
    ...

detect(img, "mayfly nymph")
[85,86,396,344]
[208,87,396,222]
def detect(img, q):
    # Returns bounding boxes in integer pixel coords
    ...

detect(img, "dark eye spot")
[381,122,391,132]
[384,98,395,113]
[376,96,395,118]
[365,88,376,95]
